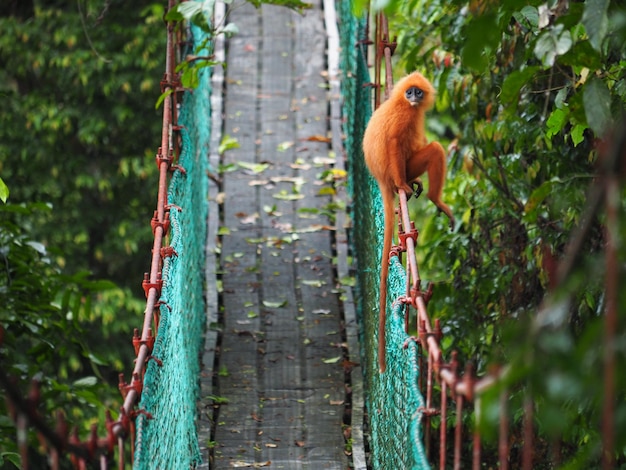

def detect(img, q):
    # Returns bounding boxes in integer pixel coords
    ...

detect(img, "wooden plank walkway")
[198,1,361,469]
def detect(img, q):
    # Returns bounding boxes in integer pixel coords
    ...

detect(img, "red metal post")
[454,395,463,470]
[498,390,509,470]
[472,421,481,470]
[522,395,533,470]
[439,380,447,470]
[602,175,619,470]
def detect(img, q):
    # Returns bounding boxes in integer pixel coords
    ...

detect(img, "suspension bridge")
[3,0,623,469]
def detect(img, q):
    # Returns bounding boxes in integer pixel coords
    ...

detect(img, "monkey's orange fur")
[362,71,454,373]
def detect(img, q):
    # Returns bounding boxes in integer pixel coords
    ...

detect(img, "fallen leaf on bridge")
[301,134,331,143]
[322,355,342,364]
[272,191,304,201]
[230,461,271,468]
[237,161,270,174]
[239,213,259,225]
[262,300,288,308]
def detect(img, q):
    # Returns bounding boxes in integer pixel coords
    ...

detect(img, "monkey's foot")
[443,212,456,231]
[411,179,424,200]
[436,209,456,231]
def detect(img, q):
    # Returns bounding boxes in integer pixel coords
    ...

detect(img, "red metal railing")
[368,15,505,467]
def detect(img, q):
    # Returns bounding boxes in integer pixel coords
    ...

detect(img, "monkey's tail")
[378,187,395,373]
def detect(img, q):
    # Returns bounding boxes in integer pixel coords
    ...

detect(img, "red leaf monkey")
[362,71,455,373]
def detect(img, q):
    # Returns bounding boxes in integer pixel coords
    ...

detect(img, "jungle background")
[378,0,626,467]
[1,0,625,468]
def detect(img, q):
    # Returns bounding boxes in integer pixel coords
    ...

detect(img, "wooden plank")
[208,1,350,468]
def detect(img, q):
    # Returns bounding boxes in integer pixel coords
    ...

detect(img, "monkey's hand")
[397,183,415,198]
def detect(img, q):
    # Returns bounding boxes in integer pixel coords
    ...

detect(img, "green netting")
[337,1,429,468]
[133,24,212,469]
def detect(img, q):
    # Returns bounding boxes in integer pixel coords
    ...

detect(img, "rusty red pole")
[602,174,619,470]
[453,394,463,470]
[111,0,177,442]
[522,394,533,470]
[439,380,447,470]
[374,13,382,108]
[472,419,481,470]
[424,343,433,457]
[380,14,393,102]
[498,390,509,470]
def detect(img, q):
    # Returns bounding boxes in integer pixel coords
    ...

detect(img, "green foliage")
[0,0,164,287]
[0,0,166,463]
[380,0,626,466]
[0,202,127,465]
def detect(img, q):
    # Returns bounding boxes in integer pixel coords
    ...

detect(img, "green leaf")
[219,23,239,38]
[322,355,342,364]
[180,67,199,89]
[166,1,214,33]
[500,66,540,105]
[525,179,554,216]
[570,123,587,146]
[155,88,174,110]
[200,0,217,17]
[339,276,356,287]
[534,25,573,67]
[317,187,336,196]
[546,108,568,138]
[1,452,21,466]
[86,352,108,366]
[26,241,47,255]
[460,13,501,72]
[559,40,603,70]
[582,0,609,51]
[207,394,230,404]
[169,2,203,22]
[513,6,539,29]
[351,0,369,15]
[237,161,270,174]
[219,135,240,154]
[583,77,612,137]
[277,141,294,152]
[73,376,98,388]
[273,191,304,201]
[0,177,8,203]
[164,5,184,22]
[262,300,288,308]
[260,0,312,12]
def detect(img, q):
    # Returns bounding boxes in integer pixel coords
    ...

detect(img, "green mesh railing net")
[338,1,429,468]
[133,24,212,469]
[130,2,427,467]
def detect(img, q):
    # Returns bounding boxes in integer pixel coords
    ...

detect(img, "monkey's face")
[404,86,425,107]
